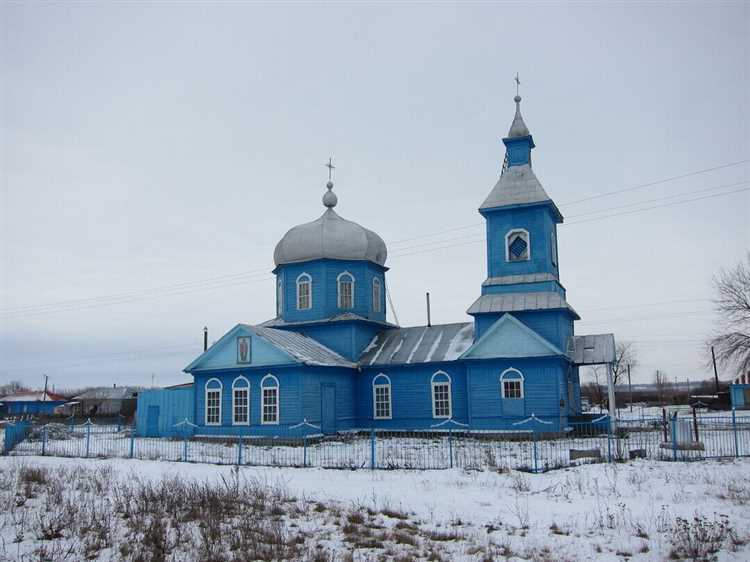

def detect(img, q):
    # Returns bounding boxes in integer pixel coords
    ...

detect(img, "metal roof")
[479,164,561,213]
[466,292,580,319]
[73,387,140,400]
[572,334,616,365]
[482,272,558,287]
[261,312,395,329]
[508,95,530,138]
[246,325,357,368]
[273,203,387,267]
[359,322,474,366]
[0,391,67,402]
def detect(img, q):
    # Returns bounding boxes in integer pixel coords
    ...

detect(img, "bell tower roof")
[508,95,531,138]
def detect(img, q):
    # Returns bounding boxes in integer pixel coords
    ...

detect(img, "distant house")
[71,386,139,418]
[0,390,68,416]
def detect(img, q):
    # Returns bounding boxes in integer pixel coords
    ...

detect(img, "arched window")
[261,374,279,425]
[372,278,382,313]
[337,272,354,309]
[505,229,530,262]
[277,278,283,316]
[500,368,525,399]
[232,376,250,425]
[205,378,222,426]
[296,273,312,310]
[372,374,392,420]
[431,371,452,419]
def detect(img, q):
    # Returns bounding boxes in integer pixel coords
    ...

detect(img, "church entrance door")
[321,384,336,434]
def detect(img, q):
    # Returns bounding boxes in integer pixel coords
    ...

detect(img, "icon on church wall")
[237,336,251,364]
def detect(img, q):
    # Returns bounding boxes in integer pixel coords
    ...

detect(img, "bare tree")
[0,380,28,396]
[654,370,668,406]
[589,340,639,389]
[708,253,750,377]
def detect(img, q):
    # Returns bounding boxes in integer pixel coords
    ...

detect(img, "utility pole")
[42,374,49,401]
[627,364,633,412]
[711,346,720,394]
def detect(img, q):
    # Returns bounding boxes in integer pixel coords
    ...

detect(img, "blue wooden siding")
[731,384,750,409]
[3,401,66,416]
[481,280,566,296]
[135,387,195,437]
[481,205,559,281]
[474,310,573,350]
[194,326,295,371]
[193,366,356,435]
[282,320,383,362]
[356,363,469,429]
[465,358,568,430]
[277,259,386,324]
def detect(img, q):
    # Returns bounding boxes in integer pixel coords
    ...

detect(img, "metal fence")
[3,412,749,473]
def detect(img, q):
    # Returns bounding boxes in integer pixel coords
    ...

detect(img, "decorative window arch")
[372,374,392,420]
[232,376,250,425]
[337,272,355,309]
[296,273,312,310]
[205,378,222,426]
[431,371,452,419]
[372,277,382,313]
[277,278,283,316]
[500,368,525,399]
[260,374,280,424]
[505,229,530,262]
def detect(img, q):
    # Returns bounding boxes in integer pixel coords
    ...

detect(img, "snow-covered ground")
[1,455,749,561]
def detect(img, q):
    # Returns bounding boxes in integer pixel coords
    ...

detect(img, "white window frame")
[277,278,283,316]
[372,374,392,420]
[372,277,382,313]
[505,228,531,262]
[337,271,355,309]
[260,374,280,425]
[296,273,312,310]
[204,378,222,426]
[431,371,452,419]
[231,376,250,426]
[500,368,525,399]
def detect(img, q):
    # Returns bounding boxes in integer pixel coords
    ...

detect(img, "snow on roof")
[0,391,67,402]
[359,323,474,366]
[73,387,140,400]
[466,292,580,319]
[247,325,357,368]
[480,164,561,218]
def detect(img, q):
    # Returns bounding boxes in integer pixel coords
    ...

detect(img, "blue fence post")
[532,430,539,473]
[448,427,454,469]
[370,428,376,470]
[183,434,188,462]
[129,430,135,459]
[303,434,308,468]
[732,408,739,458]
[42,426,47,456]
[85,422,91,458]
[670,413,677,461]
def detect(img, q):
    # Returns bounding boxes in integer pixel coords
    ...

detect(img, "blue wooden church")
[137,94,614,437]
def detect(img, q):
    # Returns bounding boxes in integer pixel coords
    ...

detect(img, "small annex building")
[0,390,68,417]
[137,95,615,437]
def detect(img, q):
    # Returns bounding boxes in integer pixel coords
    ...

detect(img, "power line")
[559,159,749,206]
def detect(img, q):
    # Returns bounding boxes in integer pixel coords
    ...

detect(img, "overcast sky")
[1,2,748,391]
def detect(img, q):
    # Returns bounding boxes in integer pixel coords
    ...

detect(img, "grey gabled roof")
[359,322,474,366]
[572,334,616,365]
[247,325,357,368]
[73,387,140,400]
[482,272,558,287]
[480,164,558,212]
[466,292,580,319]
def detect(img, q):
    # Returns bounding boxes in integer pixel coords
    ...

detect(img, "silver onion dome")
[273,180,387,267]
[507,94,531,138]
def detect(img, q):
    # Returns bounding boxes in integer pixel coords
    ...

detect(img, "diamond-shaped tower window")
[507,230,529,262]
